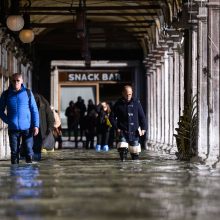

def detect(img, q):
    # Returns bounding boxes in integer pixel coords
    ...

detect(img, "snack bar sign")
[68,72,121,81]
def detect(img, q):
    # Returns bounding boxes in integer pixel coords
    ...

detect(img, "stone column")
[167,49,174,148]
[0,30,4,159]
[173,48,180,149]
[50,66,59,111]
[149,70,155,145]
[206,0,220,164]
[191,27,198,98]
[146,70,152,144]
[151,65,157,147]
[155,62,162,145]
[179,52,185,118]
[163,52,170,149]
[197,6,209,160]
[0,30,10,160]
[159,59,165,147]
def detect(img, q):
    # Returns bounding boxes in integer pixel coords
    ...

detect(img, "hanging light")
[75,0,86,39]
[6,0,24,31]
[80,30,91,67]
[19,3,34,44]
[19,29,34,43]
[6,15,24,31]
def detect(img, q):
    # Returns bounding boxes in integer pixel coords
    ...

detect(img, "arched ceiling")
[1,0,184,58]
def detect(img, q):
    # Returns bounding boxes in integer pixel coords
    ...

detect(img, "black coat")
[111,97,147,133]
[34,94,54,139]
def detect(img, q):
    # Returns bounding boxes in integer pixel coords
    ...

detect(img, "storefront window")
[60,86,96,128]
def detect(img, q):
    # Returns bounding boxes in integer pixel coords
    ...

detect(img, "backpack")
[3,88,31,106]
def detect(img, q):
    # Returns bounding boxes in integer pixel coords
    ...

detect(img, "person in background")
[87,99,96,114]
[65,101,80,147]
[51,106,62,149]
[33,93,55,160]
[0,73,39,164]
[111,85,147,161]
[96,102,112,152]
[84,109,97,149]
[65,101,75,141]
[75,96,87,141]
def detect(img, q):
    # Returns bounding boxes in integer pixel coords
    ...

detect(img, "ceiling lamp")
[6,0,24,31]
[19,29,34,43]
[6,15,24,32]
[19,1,34,44]
[75,0,86,39]
[81,33,91,67]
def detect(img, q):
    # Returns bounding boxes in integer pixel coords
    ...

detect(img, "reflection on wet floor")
[1,147,220,220]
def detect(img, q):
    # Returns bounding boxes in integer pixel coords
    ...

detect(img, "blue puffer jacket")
[0,84,39,130]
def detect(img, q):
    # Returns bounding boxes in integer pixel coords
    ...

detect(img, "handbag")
[42,131,55,150]
[53,127,62,138]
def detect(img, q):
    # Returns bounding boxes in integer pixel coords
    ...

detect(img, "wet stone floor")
[1,146,220,220]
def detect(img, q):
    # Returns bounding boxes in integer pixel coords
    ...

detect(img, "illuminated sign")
[68,73,121,81]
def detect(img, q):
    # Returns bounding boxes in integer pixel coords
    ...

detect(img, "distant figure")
[111,85,147,161]
[0,73,39,164]
[51,106,63,150]
[65,101,75,141]
[65,101,80,147]
[75,96,87,141]
[87,99,96,114]
[84,109,97,149]
[96,102,112,152]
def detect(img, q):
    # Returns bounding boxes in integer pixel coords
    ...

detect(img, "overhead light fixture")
[75,0,90,66]
[82,36,91,67]
[6,15,24,32]
[19,29,34,43]
[6,0,24,31]
[75,0,86,39]
[19,1,34,43]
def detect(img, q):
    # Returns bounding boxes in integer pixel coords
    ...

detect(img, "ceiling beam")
[26,12,158,16]
[20,5,161,11]
[31,23,152,28]
[31,20,155,28]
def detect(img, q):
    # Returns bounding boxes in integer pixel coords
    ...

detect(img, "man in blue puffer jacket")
[0,73,39,164]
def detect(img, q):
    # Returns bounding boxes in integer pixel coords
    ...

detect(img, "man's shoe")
[11,159,19,164]
[25,156,32,163]
[11,155,19,164]
[131,153,139,160]
[118,148,128,162]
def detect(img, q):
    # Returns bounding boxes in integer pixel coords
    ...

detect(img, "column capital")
[206,2,220,8]
[155,62,162,67]
[149,58,157,62]
[154,54,162,60]
[197,7,208,21]
[167,40,174,47]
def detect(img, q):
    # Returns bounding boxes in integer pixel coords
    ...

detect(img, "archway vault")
[2,0,182,56]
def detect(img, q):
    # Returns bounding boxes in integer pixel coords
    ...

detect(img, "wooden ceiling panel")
[15,0,169,53]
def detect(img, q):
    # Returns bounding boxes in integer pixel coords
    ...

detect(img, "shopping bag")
[42,131,55,150]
